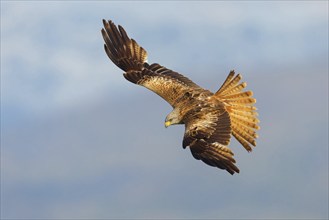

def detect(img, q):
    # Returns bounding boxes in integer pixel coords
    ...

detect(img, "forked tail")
[214,71,260,152]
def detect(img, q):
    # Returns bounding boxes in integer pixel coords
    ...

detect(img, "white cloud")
[2,1,328,114]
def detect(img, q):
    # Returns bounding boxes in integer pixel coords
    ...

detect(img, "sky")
[1,1,328,219]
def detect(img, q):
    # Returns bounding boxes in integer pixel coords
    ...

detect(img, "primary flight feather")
[101,19,260,175]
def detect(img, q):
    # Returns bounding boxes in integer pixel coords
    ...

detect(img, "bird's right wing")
[101,19,202,107]
[182,104,239,175]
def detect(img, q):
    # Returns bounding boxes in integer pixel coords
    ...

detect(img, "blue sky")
[1,1,328,219]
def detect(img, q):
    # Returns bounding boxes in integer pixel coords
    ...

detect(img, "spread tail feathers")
[215,70,260,152]
[101,19,148,72]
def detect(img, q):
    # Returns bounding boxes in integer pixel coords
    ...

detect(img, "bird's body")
[101,20,259,175]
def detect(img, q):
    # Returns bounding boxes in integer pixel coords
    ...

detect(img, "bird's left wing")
[182,103,239,175]
[101,19,202,107]
[124,63,203,107]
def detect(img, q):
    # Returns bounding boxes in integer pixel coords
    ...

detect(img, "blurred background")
[1,1,328,219]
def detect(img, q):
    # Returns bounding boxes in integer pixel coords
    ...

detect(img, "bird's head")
[165,108,182,128]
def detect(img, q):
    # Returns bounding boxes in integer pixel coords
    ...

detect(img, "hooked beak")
[165,121,171,128]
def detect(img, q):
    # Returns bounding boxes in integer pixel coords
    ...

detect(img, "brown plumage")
[101,19,260,175]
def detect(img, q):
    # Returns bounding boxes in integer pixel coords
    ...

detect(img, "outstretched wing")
[124,63,202,106]
[101,19,201,107]
[101,19,148,72]
[183,102,239,175]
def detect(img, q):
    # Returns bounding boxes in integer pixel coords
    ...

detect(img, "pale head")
[165,108,183,128]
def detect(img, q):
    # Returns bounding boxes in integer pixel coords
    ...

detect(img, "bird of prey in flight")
[101,20,259,175]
